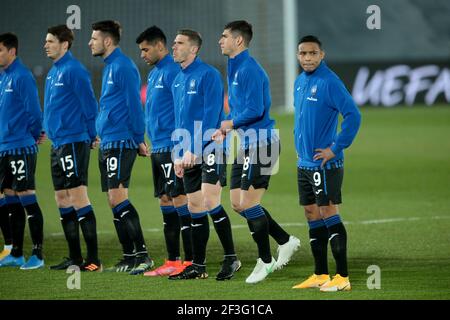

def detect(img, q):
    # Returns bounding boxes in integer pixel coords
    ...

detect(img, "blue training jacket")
[0,58,42,152]
[145,54,180,152]
[96,48,144,146]
[172,57,225,157]
[227,50,276,149]
[294,61,361,168]
[44,51,98,147]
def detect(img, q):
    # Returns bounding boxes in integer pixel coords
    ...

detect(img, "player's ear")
[237,35,244,47]
[321,50,325,59]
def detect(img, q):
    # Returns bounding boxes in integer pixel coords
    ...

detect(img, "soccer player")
[43,25,101,271]
[89,20,154,275]
[135,26,193,277]
[0,32,45,270]
[213,20,301,284]
[291,35,361,292]
[168,29,241,281]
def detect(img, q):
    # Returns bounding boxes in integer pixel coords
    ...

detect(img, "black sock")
[190,212,209,265]
[7,196,25,257]
[308,220,329,275]
[76,205,99,263]
[161,206,180,261]
[112,201,134,257]
[20,195,44,259]
[209,205,236,256]
[243,205,272,263]
[114,200,148,256]
[324,215,348,277]
[112,217,135,258]
[262,207,290,245]
[176,205,193,261]
[59,207,83,262]
[0,198,12,245]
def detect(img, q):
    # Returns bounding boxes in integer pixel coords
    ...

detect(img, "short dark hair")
[47,25,74,49]
[298,35,322,49]
[176,29,202,51]
[0,32,18,55]
[92,20,121,45]
[224,20,253,46]
[136,25,167,46]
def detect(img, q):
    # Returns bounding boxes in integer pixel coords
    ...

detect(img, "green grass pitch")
[1,105,449,300]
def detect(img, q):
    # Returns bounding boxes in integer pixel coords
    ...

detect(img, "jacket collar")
[104,47,122,65]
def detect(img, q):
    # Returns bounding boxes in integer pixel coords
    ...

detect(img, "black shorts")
[151,152,185,198]
[182,151,227,194]
[0,152,37,192]
[297,165,344,206]
[99,147,137,192]
[230,141,280,191]
[51,142,90,191]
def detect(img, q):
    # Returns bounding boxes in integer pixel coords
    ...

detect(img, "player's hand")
[90,137,100,149]
[212,129,225,143]
[138,142,150,157]
[313,147,335,168]
[36,131,47,145]
[174,159,184,178]
[220,120,234,134]
[182,151,197,169]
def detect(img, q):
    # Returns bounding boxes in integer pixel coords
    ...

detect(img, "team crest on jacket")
[55,72,64,87]
[187,79,197,94]
[307,85,318,102]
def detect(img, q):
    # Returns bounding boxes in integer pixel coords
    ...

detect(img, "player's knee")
[159,195,172,207]
[108,191,127,208]
[172,195,187,207]
[304,204,320,220]
[231,201,242,213]
[203,197,220,211]
[187,202,203,213]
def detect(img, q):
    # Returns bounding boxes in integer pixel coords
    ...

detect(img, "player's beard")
[92,45,106,57]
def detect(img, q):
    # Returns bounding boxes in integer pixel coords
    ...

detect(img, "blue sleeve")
[232,69,264,128]
[72,68,98,141]
[193,70,224,156]
[327,78,361,155]
[18,73,42,141]
[119,65,145,145]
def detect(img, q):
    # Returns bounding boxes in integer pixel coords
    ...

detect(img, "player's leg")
[50,144,83,270]
[12,152,44,270]
[99,148,134,272]
[316,166,350,291]
[145,152,182,276]
[203,181,241,281]
[106,147,153,275]
[172,194,193,275]
[16,189,44,270]
[69,185,101,271]
[0,184,25,267]
[57,142,100,271]
[50,189,83,269]
[169,166,208,280]
[144,194,183,276]
[202,152,240,280]
[0,165,13,260]
[293,167,331,289]
[231,148,296,264]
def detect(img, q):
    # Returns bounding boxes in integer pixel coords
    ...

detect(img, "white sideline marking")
[48,215,450,237]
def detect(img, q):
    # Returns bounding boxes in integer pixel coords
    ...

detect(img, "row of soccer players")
[0,20,361,290]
